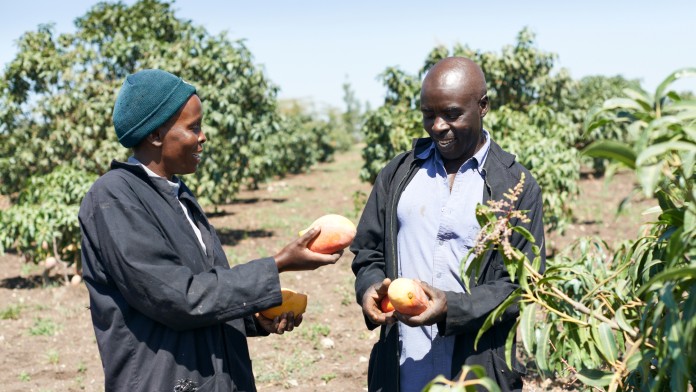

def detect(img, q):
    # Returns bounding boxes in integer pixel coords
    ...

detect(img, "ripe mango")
[380,296,395,313]
[260,288,308,319]
[299,214,357,254]
[387,278,428,316]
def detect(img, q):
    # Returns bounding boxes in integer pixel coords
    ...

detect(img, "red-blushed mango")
[387,278,428,316]
[299,214,357,254]
[260,288,308,319]
[380,296,395,313]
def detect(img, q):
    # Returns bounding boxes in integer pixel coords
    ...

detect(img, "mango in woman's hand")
[260,288,308,319]
[299,214,356,254]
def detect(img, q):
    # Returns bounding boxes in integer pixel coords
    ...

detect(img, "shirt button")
[441,207,445,213]
[438,240,444,245]
[437,273,442,278]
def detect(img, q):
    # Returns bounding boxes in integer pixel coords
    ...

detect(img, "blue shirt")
[396,131,490,391]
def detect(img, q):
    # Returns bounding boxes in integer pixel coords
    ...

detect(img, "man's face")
[158,94,206,179]
[420,71,487,164]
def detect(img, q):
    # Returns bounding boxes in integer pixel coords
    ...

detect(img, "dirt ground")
[0,145,654,391]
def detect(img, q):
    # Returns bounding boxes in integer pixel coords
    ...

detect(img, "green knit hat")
[113,69,196,148]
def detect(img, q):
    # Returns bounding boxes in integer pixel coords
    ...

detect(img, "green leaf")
[637,266,696,297]
[472,378,502,392]
[621,88,653,111]
[614,306,634,335]
[602,97,647,112]
[582,140,637,169]
[504,318,518,370]
[636,140,696,166]
[520,304,537,355]
[511,225,534,243]
[473,291,520,350]
[591,322,618,363]
[576,368,614,388]
[624,351,642,372]
[655,67,696,104]
[636,163,662,198]
[535,323,552,377]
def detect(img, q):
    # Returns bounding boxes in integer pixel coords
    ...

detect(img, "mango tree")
[466,68,696,391]
[0,0,344,269]
[360,28,580,231]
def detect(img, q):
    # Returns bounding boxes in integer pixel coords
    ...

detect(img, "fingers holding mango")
[362,278,396,325]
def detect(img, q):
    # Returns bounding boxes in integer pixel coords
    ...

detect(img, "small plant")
[351,190,368,219]
[423,365,500,392]
[46,349,60,365]
[77,361,87,373]
[320,372,337,383]
[20,262,39,276]
[298,323,332,350]
[29,317,59,336]
[74,375,85,390]
[18,371,31,382]
[0,304,22,320]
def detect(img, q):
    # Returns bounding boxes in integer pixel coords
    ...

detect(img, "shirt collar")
[417,129,491,169]
[127,156,180,196]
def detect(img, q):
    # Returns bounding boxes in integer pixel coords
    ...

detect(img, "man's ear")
[479,95,489,118]
[146,130,163,147]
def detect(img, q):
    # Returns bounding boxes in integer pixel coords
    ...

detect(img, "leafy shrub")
[0,166,96,264]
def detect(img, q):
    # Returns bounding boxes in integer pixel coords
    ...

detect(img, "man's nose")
[432,116,448,132]
[199,130,207,144]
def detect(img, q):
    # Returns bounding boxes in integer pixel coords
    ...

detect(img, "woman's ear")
[146,130,163,147]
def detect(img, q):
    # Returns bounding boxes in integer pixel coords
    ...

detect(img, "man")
[79,69,341,391]
[351,57,545,392]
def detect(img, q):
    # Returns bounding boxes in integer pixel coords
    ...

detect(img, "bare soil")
[0,146,653,391]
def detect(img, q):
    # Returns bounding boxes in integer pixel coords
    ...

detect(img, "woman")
[79,69,341,391]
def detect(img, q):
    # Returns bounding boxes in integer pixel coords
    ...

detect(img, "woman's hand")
[255,312,303,335]
[274,228,342,272]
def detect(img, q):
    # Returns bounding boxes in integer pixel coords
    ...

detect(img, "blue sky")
[2,1,695,109]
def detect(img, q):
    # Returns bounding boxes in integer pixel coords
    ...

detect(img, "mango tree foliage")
[486,106,579,231]
[0,166,97,265]
[0,0,308,204]
[0,0,346,264]
[360,28,579,230]
[466,69,696,391]
[359,67,422,183]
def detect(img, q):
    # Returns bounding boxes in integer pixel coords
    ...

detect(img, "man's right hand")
[361,278,396,325]
[274,228,342,272]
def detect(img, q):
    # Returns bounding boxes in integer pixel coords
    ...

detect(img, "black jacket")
[351,138,545,392]
[79,161,283,392]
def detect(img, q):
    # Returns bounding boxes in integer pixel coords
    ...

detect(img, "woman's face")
[158,94,206,179]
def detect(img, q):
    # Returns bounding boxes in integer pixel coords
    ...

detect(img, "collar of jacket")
[409,136,517,204]
[108,159,201,214]
[109,159,191,198]
[409,136,515,167]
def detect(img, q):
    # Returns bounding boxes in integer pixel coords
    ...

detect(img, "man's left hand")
[394,281,447,327]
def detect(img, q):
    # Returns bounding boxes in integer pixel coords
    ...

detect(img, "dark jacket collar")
[109,160,188,198]
[410,136,516,168]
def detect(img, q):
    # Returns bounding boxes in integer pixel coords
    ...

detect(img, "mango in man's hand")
[387,278,428,316]
[380,296,395,313]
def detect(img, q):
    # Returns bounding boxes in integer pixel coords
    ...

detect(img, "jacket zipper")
[388,161,419,390]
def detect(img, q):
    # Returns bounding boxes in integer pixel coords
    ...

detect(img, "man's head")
[420,57,489,166]
[113,70,205,180]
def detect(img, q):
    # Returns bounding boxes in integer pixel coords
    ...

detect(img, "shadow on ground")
[216,228,275,246]
[0,274,65,289]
